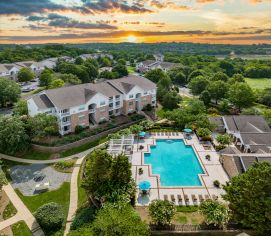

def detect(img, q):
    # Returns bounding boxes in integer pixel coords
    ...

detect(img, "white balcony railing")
[115,97,121,102]
[89,108,95,113]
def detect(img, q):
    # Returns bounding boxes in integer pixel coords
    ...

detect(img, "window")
[109,110,113,116]
[115,101,120,106]
[129,101,133,106]
[62,117,70,122]
[61,109,69,114]
[63,125,70,131]
[116,95,120,99]
[115,109,120,114]
[129,94,133,99]
[100,101,106,106]
[78,106,85,111]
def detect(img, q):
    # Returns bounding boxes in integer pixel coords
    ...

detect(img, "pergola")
[107,135,134,161]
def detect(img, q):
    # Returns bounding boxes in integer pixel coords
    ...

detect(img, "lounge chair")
[191,194,197,205]
[177,195,183,205]
[164,195,168,200]
[171,194,176,203]
[184,194,189,205]
[199,194,204,203]
[205,195,210,200]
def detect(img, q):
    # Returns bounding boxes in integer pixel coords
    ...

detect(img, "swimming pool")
[144,139,204,186]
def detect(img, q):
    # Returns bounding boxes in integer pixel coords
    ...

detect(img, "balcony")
[109,98,113,103]
[89,108,95,113]
[61,120,71,126]
[115,96,121,102]
[61,111,70,117]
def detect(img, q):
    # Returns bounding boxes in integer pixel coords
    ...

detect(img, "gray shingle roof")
[223,115,271,133]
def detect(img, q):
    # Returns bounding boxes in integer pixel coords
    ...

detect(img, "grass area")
[15,182,70,213]
[15,182,70,235]
[11,221,32,236]
[178,215,188,224]
[176,205,198,212]
[127,66,136,74]
[77,162,88,208]
[3,202,17,220]
[60,136,108,157]
[245,77,271,90]
[16,149,51,160]
[191,218,199,225]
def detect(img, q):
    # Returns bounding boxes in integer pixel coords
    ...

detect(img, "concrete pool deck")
[132,132,229,206]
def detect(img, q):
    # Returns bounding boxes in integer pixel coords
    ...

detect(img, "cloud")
[25,13,117,30]
[0,0,67,15]
[150,0,192,10]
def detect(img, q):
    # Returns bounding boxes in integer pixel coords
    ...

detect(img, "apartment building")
[136,60,179,73]
[27,75,156,135]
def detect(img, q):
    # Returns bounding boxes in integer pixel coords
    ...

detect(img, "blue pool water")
[144,139,204,186]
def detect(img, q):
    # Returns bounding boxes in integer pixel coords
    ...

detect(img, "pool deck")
[132,132,229,206]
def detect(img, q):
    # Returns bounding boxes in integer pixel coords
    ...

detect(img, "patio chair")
[198,194,204,203]
[164,195,168,200]
[212,195,218,200]
[171,194,176,204]
[184,194,189,206]
[191,194,197,205]
[177,195,183,205]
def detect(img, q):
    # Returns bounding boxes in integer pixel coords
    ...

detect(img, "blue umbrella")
[183,128,193,133]
[139,131,146,137]
[139,181,151,190]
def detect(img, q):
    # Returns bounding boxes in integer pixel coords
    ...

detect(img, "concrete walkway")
[0,142,106,164]
[0,183,44,236]
[64,156,85,236]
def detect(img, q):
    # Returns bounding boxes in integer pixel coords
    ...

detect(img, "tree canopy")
[223,162,271,233]
[0,77,21,107]
[17,67,35,82]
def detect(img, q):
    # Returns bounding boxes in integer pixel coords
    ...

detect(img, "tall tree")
[0,77,20,107]
[207,80,228,104]
[228,82,255,111]
[188,76,209,95]
[17,67,35,82]
[223,162,271,233]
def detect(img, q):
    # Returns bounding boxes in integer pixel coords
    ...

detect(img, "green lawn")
[245,78,271,90]
[15,182,70,235]
[12,221,32,236]
[178,215,188,224]
[3,202,17,220]
[16,149,51,160]
[127,66,136,74]
[60,136,108,157]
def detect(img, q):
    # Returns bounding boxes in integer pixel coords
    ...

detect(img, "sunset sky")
[0,0,271,44]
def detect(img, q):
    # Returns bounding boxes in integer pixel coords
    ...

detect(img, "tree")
[48,78,65,89]
[54,73,81,85]
[92,202,149,236]
[200,90,211,106]
[259,88,271,107]
[13,100,28,115]
[75,56,84,65]
[17,67,35,82]
[0,77,20,107]
[82,150,135,203]
[27,113,58,138]
[0,116,30,154]
[84,61,99,80]
[188,76,209,95]
[212,72,229,82]
[161,91,181,110]
[35,202,64,232]
[196,127,211,138]
[145,69,167,83]
[148,200,176,226]
[207,80,228,104]
[219,60,235,77]
[39,68,53,86]
[228,82,255,111]
[188,69,205,81]
[216,134,232,146]
[199,199,230,229]
[112,64,128,78]
[223,162,271,233]
[230,73,245,83]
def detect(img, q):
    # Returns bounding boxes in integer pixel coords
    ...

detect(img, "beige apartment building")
[27,75,156,135]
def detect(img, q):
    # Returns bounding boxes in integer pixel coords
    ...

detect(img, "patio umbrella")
[183,128,193,133]
[139,181,151,190]
[139,131,146,137]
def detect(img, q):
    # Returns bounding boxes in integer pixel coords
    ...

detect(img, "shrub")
[54,160,75,171]
[213,180,220,188]
[75,125,85,134]
[71,206,97,230]
[35,202,64,232]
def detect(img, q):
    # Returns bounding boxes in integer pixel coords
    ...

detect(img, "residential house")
[27,75,156,135]
[136,60,179,73]
[79,53,113,61]
[15,61,44,74]
[0,63,21,80]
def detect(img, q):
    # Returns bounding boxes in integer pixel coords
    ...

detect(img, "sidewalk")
[0,184,44,236]
[64,156,85,236]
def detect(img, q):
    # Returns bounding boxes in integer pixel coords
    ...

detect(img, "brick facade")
[70,111,90,132]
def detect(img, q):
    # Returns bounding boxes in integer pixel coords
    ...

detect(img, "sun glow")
[127,35,137,43]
